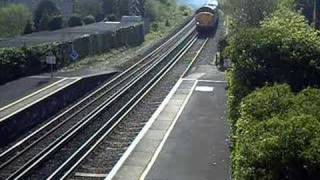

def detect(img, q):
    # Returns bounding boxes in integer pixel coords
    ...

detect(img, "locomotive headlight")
[196,22,200,25]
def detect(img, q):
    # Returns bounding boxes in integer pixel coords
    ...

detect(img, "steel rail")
[52,35,198,180]
[0,20,195,174]
[6,27,196,180]
[0,18,195,161]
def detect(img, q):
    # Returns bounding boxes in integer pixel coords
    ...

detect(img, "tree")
[234,85,320,179]
[144,0,160,21]
[223,0,279,28]
[48,15,63,30]
[38,12,50,31]
[68,14,83,27]
[83,15,96,24]
[24,20,34,34]
[34,0,61,31]
[103,0,117,15]
[0,4,32,38]
[75,0,103,19]
[119,0,130,16]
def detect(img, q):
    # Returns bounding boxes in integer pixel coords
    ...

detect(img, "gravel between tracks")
[15,34,196,179]
[67,16,225,179]
[66,38,207,179]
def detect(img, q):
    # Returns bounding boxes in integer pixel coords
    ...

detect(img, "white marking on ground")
[195,86,214,92]
[75,172,107,178]
[139,80,198,180]
[104,79,185,180]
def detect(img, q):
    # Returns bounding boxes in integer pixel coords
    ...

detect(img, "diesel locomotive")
[195,0,219,32]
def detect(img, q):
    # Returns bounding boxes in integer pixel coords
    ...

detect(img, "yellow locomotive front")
[195,0,218,33]
[195,12,216,31]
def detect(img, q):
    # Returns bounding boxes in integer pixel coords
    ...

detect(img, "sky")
[176,0,207,9]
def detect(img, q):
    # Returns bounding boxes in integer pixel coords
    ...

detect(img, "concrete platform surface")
[146,81,230,180]
[0,77,79,121]
[107,77,230,180]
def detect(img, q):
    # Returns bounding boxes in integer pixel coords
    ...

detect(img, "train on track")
[195,0,219,33]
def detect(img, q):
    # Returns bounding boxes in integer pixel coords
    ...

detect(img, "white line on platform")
[195,86,214,92]
[75,172,107,178]
[0,78,66,112]
[182,79,227,83]
[104,78,186,180]
[139,80,198,180]
[0,77,81,122]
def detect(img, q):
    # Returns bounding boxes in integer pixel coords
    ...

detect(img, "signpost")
[46,55,56,78]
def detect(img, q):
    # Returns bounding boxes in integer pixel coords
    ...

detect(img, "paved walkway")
[107,63,231,180]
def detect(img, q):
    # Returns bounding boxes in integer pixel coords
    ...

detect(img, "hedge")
[225,8,320,130]
[233,85,320,180]
[0,23,144,85]
[224,6,320,180]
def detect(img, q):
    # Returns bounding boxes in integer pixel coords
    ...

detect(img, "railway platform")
[0,76,79,121]
[107,64,231,180]
[0,68,118,119]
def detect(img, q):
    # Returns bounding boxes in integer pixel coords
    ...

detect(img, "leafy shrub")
[239,84,294,122]
[24,20,34,35]
[0,24,144,85]
[151,23,159,32]
[34,0,61,31]
[234,85,320,180]
[0,4,32,38]
[223,0,279,28]
[68,15,83,27]
[225,9,320,92]
[48,15,63,30]
[106,14,117,21]
[75,0,102,19]
[144,0,161,21]
[83,15,96,25]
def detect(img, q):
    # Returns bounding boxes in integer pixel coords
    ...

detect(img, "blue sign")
[69,49,79,61]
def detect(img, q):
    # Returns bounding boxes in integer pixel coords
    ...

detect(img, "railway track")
[0,19,197,179]
[58,37,210,180]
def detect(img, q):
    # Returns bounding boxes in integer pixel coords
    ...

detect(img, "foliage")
[74,0,103,20]
[0,44,56,84]
[68,14,83,27]
[23,20,34,35]
[34,0,61,31]
[83,15,96,25]
[102,0,118,15]
[144,0,160,21]
[224,3,320,179]
[106,14,117,21]
[223,0,279,28]
[0,23,144,85]
[226,9,320,92]
[233,85,320,180]
[118,0,130,16]
[48,15,64,30]
[0,4,32,38]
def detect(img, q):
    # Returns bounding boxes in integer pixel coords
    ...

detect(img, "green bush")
[225,9,320,91]
[0,4,32,38]
[83,15,96,25]
[0,46,50,84]
[0,23,144,85]
[34,0,61,31]
[234,85,320,180]
[75,0,102,19]
[68,15,83,27]
[106,14,117,21]
[24,20,34,35]
[48,15,63,30]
